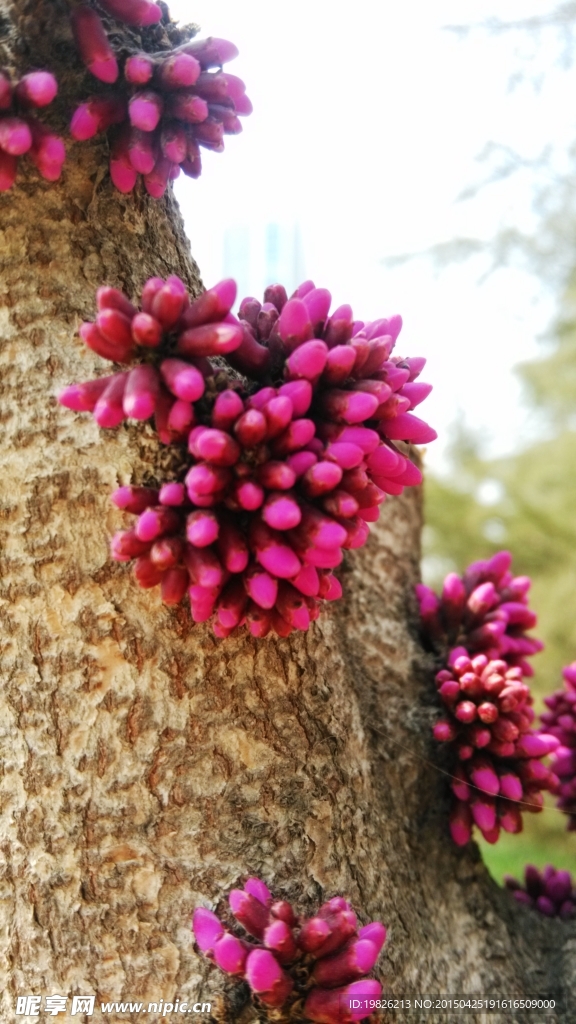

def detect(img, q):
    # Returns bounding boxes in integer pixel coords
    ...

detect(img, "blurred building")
[221,221,306,300]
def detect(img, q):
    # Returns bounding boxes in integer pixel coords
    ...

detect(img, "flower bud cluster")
[59,275,434,636]
[539,662,576,830]
[416,550,543,676]
[70,4,250,196]
[505,864,576,918]
[433,647,560,846]
[193,878,385,1023]
[0,69,64,190]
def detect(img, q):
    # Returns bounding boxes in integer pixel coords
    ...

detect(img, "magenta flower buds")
[193,878,385,1020]
[539,660,576,830]
[420,555,562,845]
[68,3,252,196]
[59,276,434,636]
[505,865,576,919]
[417,551,543,676]
[0,67,63,190]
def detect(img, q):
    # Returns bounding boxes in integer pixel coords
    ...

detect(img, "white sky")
[169,0,570,473]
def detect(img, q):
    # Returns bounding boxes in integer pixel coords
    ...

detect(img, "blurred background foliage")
[421,4,576,882]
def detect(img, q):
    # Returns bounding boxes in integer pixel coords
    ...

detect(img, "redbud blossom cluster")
[0,69,64,190]
[59,275,434,635]
[416,550,543,676]
[540,662,576,830]
[70,4,250,196]
[505,865,576,919]
[433,646,560,846]
[193,878,385,1023]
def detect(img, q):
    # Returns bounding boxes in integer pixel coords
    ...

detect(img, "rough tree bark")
[1,3,576,1023]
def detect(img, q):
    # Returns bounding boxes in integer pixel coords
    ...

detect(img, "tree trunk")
[1,4,576,1023]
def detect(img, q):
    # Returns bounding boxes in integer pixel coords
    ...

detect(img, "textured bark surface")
[1,4,576,1024]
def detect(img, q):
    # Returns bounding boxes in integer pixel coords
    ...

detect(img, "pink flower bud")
[135,506,180,543]
[319,388,379,425]
[276,582,310,630]
[213,933,247,975]
[449,800,472,846]
[469,759,500,796]
[272,418,316,456]
[433,720,458,743]
[158,53,201,89]
[125,54,155,84]
[233,479,265,511]
[212,521,247,574]
[277,297,314,351]
[15,71,58,109]
[217,578,248,628]
[71,97,126,141]
[187,510,220,548]
[244,878,272,905]
[278,380,313,416]
[178,321,243,358]
[111,485,159,514]
[251,520,302,579]
[193,908,224,953]
[186,463,231,501]
[229,889,270,939]
[516,733,559,758]
[184,545,225,590]
[0,116,32,156]
[312,938,380,987]
[71,6,119,83]
[161,567,189,605]
[244,565,278,609]
[245,949,293,1007]
[264,396,293,438]
[110,129,138,193]
[133,554,164,588]
[471,794,496,832]
[262,492,302,531]
[123,365,160,420]
[381,411,437,444]
[165,91,209,124]
[111,529,152,561]
[291,564,320,597]
[246,603,272,637]
[301,461,343,498]
[59,374,117,413]
[128,90,163,131]
[195,428,241,467]
[150,536,184,571]
[94,374,128,427]
[160,122,188,164]
[286,339,329,380]
[234,409,268,447]
[263,919,298,963]
[323,304,354,348]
